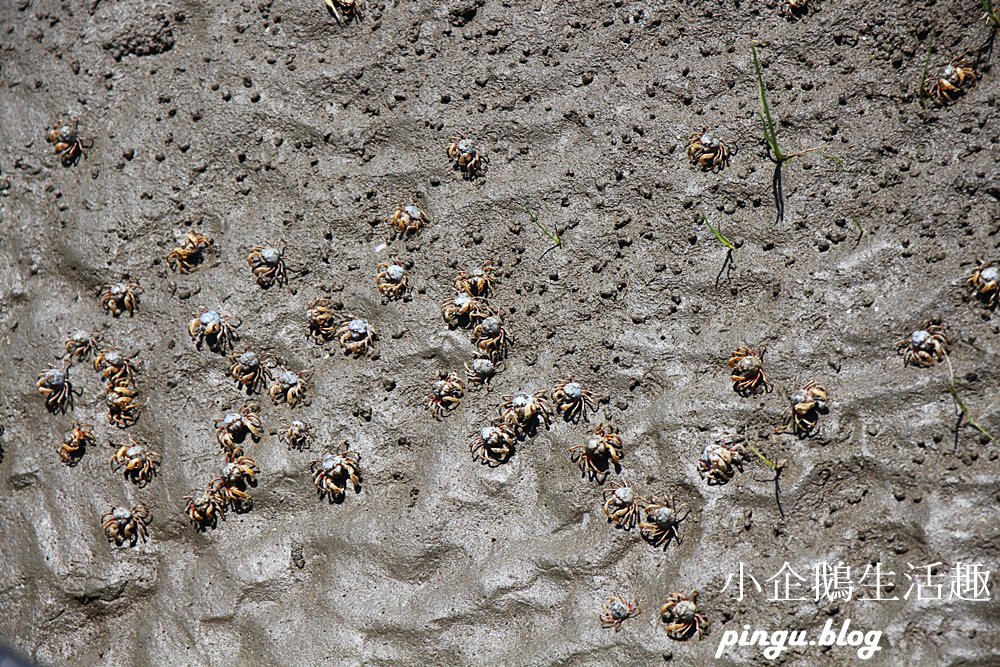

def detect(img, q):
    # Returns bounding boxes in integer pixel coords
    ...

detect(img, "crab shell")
[390,205,426,236]
[469,423,516,466]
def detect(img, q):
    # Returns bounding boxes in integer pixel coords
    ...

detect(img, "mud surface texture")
[1,0,999,665]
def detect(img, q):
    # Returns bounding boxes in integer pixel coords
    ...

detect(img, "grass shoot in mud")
[699,212,736,288]
[943,351,996,444]
[751,44,822,226]
[525,204,561,259]
[747,443,787,519]
[917,42,935,103]
[981,0,1000,29]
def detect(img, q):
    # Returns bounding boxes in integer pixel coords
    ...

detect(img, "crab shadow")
[230,431,261,447]
[199,336,236,355]
[735,383,773,399]
[641,531,681,551]
[515,418,551,440]
[231,499,255,514]
[584,459,623,484]
[61,451,86,467]
[318,480,362,505]
[193,515,221,532]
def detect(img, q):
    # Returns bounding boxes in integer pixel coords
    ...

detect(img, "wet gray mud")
[0,0,998,665]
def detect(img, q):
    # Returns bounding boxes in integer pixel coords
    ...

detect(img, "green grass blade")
[983,0,1000,28]
[525,204,560,246]
[944,352,997,443]
[917,43,933,100]
[701,213,735,251]
[751,44,783,162]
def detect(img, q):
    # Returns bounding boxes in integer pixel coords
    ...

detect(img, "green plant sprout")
[751,44,822,225]
[917,42,934,102]
[851,217,865,245]
[525,204,561,259]
[943,351,996,443]
[748,443,787,518]
[982,0,1000,30]
[700,212,735,288]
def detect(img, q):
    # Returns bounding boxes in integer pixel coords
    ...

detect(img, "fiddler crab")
[211,457,260,512]
[36,364,79,414]
[602,480,644,531]
[779,383,828,437]
[639,494,688,549]
[280,420,313,451]
[188,308,241,353]
[57,420,96,466]
[310,443,362,503]
[925,57,976,105]
[324,0,363,23]
[269,368,312,408]
[551,375,595,423]
[447,136,488,180]
[469,423,517,467]
[660,590,709,641]
[389,204,427,238]
[465,354,503,389]
[728,345,772,396]
[93,347,138,386]
[698,439,746,486]
[337,318,377,356]
[453,261,498,298]
[780,0,807,17]
[101,504,151,547]
[105,382,141,428]
[63,330,102,362]
[99,280,142,317]
[214,403,263,461]
[966,262,999,308]
[307,297,339,342]
[47,117,90,166]
[228,350,271,395]
[569,422,624,483]
[600,595,640,632]
[441,292,488,329]
[896,324,948,368]
[375,258,409,300]
[686,128,731,172]
[247,243,288,288]
[427,371,465,420]
[167,231,214,273]
[471,311,512,361]
[110,438,161,487]
[498,390,551,435]
[184,488,227,531]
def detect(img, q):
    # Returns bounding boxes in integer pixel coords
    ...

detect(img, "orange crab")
[686,128,731,172]
[659,590,709,641]
[728,345,772,396]
[925,57,976,105]
[569,422,624,482]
